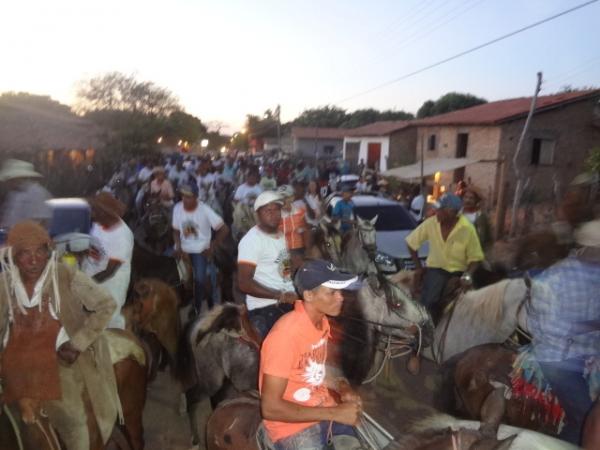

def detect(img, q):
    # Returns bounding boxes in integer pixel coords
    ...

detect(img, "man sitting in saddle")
[260,259,366,450]
[406,193,484,323]
[0,221,121,450]
[526,218,600,445]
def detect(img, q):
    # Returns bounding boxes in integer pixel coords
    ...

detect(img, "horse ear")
[370,214,379,225]
[356,215,365,225]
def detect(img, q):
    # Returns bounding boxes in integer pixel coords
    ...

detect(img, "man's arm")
[238,263,296,304]
[173,228,183,258]
[67,270,117,353]
[93,259,122,283]
[206,224,229,259]
[261,374,361,425]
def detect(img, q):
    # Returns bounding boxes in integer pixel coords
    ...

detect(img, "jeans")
[189,253,210,311]
[421,268,461,323]
[539,358,594,445]
[248,303,293,339]
[274,421,361,450]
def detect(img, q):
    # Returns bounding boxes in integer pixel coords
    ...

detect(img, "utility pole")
[276,104,282,155]
[509,72,542,237]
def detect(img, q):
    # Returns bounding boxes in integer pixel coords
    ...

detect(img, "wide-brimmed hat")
[574,219,600,248]
[254,191,283,211]
[0,159,42,181]
[88,192,126,219]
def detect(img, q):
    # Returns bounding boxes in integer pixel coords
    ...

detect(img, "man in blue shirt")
[527,218,600,445]
[332,187,355,234]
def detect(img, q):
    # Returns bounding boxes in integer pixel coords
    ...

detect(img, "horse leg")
[186,387,213,450]
[114,358,147,450]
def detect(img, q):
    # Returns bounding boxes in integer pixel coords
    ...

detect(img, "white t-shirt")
[196,172,217,201]
[172,202,224,254]
[168,168,189,186]
[410,194,425,221]
[238,226,294,311]
[138,166,153,183]
[81,220,134,329]
[234,183,264,205]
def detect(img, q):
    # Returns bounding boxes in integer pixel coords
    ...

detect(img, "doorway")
[367,143,381,170]
[454,133,469,182]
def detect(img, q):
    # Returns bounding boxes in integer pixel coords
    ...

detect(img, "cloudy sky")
[1,0,598,132]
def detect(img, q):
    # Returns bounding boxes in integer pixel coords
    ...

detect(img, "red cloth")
[1,297,62,403]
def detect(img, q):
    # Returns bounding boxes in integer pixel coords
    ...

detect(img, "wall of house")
[416,125,503,203]
[388,128,418,168]
[498,96,600,203]
[343,136,390,171]
[294,137,343,159]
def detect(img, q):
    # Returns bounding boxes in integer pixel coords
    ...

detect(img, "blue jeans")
[248,303,293,339]
[189,253,210,311]
[274,421,360,450]
[421,268,461,323]
[539,359,594,445]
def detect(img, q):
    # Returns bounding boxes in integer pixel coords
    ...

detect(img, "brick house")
[342,120,417,172]
[412,90,600,207]
[290,127,346,160]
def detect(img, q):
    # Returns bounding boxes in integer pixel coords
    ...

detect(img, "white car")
[326,194,428,272]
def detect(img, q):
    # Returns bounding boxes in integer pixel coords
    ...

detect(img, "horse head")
[315,217,343,265]
[356,215,377,258]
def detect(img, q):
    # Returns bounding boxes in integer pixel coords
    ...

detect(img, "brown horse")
[0,329,147,450]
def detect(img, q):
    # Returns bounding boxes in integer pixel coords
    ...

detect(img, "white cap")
[254,191,284,211]
[574,219,600,248]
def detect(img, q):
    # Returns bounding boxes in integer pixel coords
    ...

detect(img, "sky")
[1,0,599,132]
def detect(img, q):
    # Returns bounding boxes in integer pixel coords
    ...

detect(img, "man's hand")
[335,400,362,426]
[57,342,80,365]
[336,379,362,405]
[279,291,297,304]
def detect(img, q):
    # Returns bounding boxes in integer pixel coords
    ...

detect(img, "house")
[290,127,346,159]
[411,90,600,206]
[342,120,416,172]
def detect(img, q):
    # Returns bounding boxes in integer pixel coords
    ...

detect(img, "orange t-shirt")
[279,205,307,250]
[259,301,336,442]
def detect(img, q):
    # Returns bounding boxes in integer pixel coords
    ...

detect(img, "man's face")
[156,172,165,182]
[436,207,457,223]
[247,173,258,185]
[182,193,198,209]
[15,243,49,282]
[463,191,477,209]
[257,202,282,229]
[342,191,352,201]
[306,286,344,317]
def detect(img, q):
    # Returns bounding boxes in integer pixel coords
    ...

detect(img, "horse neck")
[341,232,372,275]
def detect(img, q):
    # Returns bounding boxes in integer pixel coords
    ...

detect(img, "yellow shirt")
[406,215,484,272]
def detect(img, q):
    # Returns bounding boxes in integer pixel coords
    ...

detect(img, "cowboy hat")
[0,159,42,181]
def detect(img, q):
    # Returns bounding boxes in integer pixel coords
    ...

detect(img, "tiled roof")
[344,120,410,137]
[413,90,600,126]
[291,127,347,140]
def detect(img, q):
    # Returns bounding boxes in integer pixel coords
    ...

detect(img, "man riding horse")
[260,259,365,450]
[0,221,122,450]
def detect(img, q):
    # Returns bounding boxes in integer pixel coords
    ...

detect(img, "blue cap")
[295,259,358,293]
[435,193,462,211]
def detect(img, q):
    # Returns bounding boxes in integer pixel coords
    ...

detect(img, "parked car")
[325,193,428,272]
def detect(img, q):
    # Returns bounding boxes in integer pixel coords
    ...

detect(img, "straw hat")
[88,192,126,219]
[0,159,42,181]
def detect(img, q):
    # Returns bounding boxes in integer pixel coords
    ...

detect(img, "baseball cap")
[295,259,358,293]
[277,184,294,198]
[433,193,462,211]
[179,183,199,197]
[254,191,284,211]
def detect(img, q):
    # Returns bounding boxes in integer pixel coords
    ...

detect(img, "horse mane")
[190,303,243,346]
[451,279,511,331]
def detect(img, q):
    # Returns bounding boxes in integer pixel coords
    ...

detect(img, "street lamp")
[201,139,209,149]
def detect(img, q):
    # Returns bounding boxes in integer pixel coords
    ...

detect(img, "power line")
[335,0,599,104]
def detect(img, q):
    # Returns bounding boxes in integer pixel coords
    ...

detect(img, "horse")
[231,202,256,242]
[0,329,148,450]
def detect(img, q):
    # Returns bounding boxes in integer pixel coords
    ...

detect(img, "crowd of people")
[0,152,597,449]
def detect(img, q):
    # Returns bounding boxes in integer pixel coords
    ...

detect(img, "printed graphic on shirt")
[275,248,292,281]
[182,220,199,238]
[292,335,327,403]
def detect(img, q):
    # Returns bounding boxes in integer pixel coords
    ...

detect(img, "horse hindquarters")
[206,397,261,450]
[114,358,147,450]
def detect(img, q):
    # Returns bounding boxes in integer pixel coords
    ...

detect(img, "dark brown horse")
[0,329,147,450]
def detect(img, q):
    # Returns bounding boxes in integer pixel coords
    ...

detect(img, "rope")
[3,404,25,450]
[35,419,60,450]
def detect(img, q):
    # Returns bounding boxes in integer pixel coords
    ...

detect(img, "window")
[323,145,335,154]
[530,138,555,165]
[428,134,437,151]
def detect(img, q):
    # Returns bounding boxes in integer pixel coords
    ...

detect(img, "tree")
[341,108,413,128]
[293,106,347,128]
[75,72,184,159]
[416,93,487,118]
[164,111,207,145]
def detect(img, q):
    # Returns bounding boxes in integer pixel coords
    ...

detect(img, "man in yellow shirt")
[406,193,484,322]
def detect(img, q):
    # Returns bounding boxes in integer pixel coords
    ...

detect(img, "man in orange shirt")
[259,259,365,449]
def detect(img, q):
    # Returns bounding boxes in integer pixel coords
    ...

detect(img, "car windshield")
[354,205,416,231]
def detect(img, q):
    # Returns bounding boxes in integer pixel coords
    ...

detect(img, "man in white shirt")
[195,159,217,202]
[172,183,229,313]
[168,160,190,189]
[238,191,296,338]
[137,160,154,184]
[82,192,134,329]
[234,168,264,206]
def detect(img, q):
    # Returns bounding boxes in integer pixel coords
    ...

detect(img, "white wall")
[343,136,390,171]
